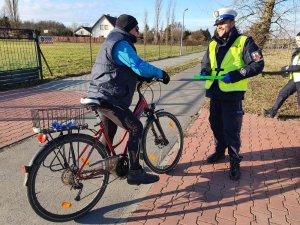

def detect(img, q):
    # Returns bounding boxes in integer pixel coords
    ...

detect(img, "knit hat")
[116,14,138,32]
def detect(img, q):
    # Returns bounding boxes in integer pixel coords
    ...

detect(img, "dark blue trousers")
[209,99,244,161]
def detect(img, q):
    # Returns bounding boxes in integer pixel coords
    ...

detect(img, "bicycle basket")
[31,107,90,133]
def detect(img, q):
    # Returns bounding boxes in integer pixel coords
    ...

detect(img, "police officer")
[264,32,300,118]
[200,8,264,180]
[87,14,170,185]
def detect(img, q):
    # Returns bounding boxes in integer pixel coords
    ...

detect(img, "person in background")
[87,14,170,185]
[200,8,264,180]
[264,32,300,118]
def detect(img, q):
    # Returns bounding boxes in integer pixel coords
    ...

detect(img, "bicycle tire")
[26,133,109,222]
[142,111,183,173]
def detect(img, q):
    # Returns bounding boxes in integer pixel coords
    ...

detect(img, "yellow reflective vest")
[206,35,248,92]
[290,53,300,82]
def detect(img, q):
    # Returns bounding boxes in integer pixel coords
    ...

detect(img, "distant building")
[91,14,117,38]
[74,26,92,37]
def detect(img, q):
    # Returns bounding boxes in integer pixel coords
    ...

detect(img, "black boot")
[263,108,276,118]
[229,158,241,181]
[127,167,159,185]
[207,152,225,164]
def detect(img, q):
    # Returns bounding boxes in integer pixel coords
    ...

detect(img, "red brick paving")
[127,109,300,225]
[0,87,85,149]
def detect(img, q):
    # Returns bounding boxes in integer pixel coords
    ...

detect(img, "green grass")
[39,42,204,79]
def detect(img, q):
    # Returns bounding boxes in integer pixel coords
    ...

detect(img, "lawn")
[39,42,204,79]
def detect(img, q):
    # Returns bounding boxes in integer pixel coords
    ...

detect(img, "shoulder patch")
[240,68,247,76]
[251,51,263,62]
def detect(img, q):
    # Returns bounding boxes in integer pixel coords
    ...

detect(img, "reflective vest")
[206,35,248,92]
[290,53,300,82]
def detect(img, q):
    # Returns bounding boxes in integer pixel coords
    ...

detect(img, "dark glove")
[200,69,210,76]
[162,71,170,84]
[137,76,152,83]
[280,65,289,72]
[222,73,231,83]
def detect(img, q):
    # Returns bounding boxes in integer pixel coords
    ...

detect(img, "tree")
[153,0,163,45]
[234,0,296,48]
[164,0,172,45]
[5,0,20,26]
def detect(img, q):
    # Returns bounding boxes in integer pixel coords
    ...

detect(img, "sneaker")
[127,167,159,185]
[229,160,241,181]
[207,152,225,164]
[263,108,276,118]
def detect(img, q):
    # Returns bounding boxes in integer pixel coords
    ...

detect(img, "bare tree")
[234,0,296,48]
[5,0,19,25]
[153,0,163,45]
[143,10,148,57]
[170,0,176,53]
[165,0,172,45]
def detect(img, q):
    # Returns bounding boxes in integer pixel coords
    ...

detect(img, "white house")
[91,14,117,38]
[74,26,92,36]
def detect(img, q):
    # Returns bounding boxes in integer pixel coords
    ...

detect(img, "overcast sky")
[0,0,233,32]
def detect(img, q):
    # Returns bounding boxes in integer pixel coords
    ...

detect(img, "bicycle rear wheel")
[26,133,109,222]
[142,111,183,173]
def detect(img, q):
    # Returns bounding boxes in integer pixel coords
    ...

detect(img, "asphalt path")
[0,52,206,225]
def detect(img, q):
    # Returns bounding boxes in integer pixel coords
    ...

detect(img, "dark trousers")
[98,103,143,170]
[209,99,244,161]
[272,80,300,113]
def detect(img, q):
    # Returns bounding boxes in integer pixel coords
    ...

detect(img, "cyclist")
[87,14,170,185]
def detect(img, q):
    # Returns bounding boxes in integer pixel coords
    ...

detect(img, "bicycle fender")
[23,136,66,186]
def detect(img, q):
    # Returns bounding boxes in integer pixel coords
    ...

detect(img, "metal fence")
[0,28,42,88]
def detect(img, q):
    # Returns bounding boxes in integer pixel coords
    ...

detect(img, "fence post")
[34,30,43,80]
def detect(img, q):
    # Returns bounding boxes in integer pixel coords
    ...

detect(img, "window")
[100,25,104,30]
[105,25,109,30]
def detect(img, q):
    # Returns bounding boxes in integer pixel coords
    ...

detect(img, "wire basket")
[31,107,90,133]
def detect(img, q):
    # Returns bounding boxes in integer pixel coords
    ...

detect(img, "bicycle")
[23,79,184,222]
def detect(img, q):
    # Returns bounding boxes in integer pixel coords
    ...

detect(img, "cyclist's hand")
[162,71,170,84]
[137,76,153,83]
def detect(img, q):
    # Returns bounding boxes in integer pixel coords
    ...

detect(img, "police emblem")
[240,68,247,76]
[251,51,263,62]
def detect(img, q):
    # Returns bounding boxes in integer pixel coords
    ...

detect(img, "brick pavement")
[127,109,300,225]
[0,87,85,149]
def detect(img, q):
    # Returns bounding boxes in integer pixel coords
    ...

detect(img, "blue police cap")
[213,8,237,26]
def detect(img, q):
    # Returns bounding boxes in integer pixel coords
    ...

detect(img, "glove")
[222,73,231,83]
[200,70,210,76]
[162,71,170,84]
[280,65,289,72]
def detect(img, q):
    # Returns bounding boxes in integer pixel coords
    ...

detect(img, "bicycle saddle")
[80,97,101,106]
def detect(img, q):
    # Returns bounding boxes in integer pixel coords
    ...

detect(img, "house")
[91,14,117,38]
[74,26,92,36]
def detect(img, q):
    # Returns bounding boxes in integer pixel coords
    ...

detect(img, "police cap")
[213,8,237,26]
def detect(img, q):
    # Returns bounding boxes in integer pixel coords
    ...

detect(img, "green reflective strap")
[194,75,224,80]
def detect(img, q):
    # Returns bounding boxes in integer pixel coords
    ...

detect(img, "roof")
[92,14,117,29]
[74,26,92,33]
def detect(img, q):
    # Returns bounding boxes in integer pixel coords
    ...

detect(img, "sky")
[0,0,235,33]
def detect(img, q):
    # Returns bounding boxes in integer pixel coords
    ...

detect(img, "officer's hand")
[280,65,289,72]
[162,71,170,84]
[200,69,210,76]
[222,73,231,83]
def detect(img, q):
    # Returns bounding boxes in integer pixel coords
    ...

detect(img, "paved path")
[127,110,300,225]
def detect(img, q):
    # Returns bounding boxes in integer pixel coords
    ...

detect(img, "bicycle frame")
[75,82,152,178]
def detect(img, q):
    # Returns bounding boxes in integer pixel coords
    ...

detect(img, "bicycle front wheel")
[142,111,183,173]
[26,133,109,222]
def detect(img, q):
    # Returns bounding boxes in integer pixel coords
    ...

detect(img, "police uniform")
[200,8,264,180]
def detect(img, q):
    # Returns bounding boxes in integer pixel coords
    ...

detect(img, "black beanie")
[116,14,138,32]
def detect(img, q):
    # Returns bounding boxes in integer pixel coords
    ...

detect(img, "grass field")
[39,42,204,79]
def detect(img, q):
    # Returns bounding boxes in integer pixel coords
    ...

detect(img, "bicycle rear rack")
[31,107,90,133]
